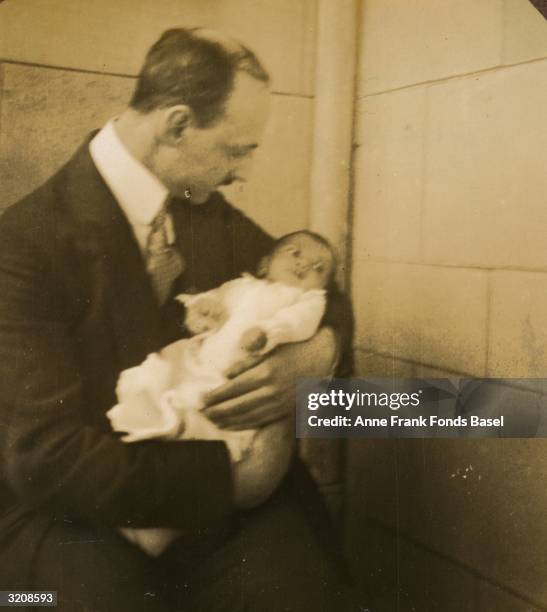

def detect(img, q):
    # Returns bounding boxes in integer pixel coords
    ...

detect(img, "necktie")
[145,206,184,305]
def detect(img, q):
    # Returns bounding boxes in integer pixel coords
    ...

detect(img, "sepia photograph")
[0,1,546,610]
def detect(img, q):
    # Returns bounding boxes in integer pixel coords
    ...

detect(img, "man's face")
[265,234,335,291]
[157,72,270,203]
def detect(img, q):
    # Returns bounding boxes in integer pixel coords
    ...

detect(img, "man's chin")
[177,188,211,205]
[189,194,209,205]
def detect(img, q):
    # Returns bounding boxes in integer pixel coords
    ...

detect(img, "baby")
[107,230,336,556]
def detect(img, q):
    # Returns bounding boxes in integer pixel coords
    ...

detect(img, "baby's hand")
[185,296,227,335]
[240,326,268,353]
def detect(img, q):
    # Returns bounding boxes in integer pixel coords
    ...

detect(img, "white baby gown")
[108,274,326,455]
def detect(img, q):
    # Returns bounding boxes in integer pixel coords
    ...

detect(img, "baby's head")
[258,231,336,291]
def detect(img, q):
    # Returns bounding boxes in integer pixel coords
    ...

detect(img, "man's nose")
[233,157,254,183]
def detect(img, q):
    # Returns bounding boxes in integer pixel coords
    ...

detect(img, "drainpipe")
[308,0,359,286]
[302,0,359,520]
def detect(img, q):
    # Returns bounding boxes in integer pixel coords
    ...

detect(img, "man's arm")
[0,205,233,529]
[322,284,355,378]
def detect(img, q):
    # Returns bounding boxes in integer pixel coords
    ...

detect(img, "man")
[0,28,354,610]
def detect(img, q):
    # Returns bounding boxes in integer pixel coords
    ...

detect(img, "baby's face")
[266,235,334,290]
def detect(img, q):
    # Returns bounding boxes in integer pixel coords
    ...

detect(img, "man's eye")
[312,263,324,273]
[228,148,249,159]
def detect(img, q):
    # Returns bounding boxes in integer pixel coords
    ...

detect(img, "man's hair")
[130,28,270,127]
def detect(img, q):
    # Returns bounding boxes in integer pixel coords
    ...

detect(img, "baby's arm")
[178,291,227,335]
[178,278,254,335]
[246,290,327,354]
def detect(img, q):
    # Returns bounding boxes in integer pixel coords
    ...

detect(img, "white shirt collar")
[89,119,169,227]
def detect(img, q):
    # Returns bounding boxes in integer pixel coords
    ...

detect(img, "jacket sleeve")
[0,206,233,529]
[322,284,355,378]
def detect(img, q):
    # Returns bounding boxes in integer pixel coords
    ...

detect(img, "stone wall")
[348,1,547,608]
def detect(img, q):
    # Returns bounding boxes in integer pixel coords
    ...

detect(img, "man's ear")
[256,256,270,278]
[158,105,192,144]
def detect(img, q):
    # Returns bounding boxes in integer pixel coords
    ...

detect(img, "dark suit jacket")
[0,137,354,580]
[0,139,279,567]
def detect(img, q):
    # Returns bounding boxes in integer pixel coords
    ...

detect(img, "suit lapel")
[170,196,196,293]
[63,140,164,369]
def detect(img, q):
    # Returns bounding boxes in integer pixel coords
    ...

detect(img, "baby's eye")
[285,246,298,256]
[227,144,257,159]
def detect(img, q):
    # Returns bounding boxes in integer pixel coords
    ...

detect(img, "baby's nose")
[295,260,310,276]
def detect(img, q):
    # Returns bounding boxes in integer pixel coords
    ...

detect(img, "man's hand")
[203,327,337,430]
[240,326,268,353]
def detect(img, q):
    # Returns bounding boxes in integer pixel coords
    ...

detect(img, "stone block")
[398,439,547,605]
[503,0,547,65]
[352,262,489,375]
[344,521,397,610]
[415,363,464,377]
[0,64,134,211]
[211,0,317,96]
[489,271,547,377]
[353,88,425,263]
[348,438,547,607]
[0,0,316,96]
[423,61,547,269]
[476,579,543,612]
[396,536,476,612]
[358,0,502,96]
[354,350,416,378]
[345,520,476,611]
